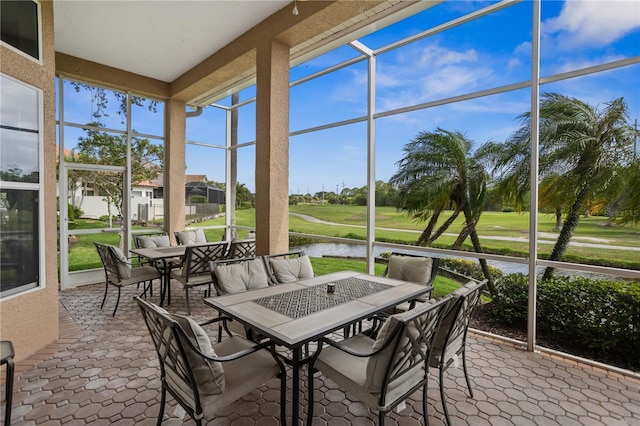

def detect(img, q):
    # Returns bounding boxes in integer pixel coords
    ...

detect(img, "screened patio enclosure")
[54,0,640,373]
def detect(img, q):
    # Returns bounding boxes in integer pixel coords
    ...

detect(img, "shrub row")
[439,258,503,282]
[491,273,640,369]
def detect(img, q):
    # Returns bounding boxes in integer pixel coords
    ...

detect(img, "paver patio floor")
[2,281,639,425]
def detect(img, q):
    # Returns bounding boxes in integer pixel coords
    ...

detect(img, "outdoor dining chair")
[428,279,487,426]
[170,242,229,314]
[209,256,272,340]
[94,242,161,316]
[262,250,314,285]
[135,297,286,426]
[227,239,256,259]
[309,297,453,426]
[347,253,440,338]
[174,229,208,245]
[383,252,439,312]
[132,232,183,295]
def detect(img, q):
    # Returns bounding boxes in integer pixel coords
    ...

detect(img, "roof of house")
[134,173,208,188]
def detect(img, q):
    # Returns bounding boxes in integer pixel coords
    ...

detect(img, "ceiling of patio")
[53,0,290,83]
[53,1,440,105]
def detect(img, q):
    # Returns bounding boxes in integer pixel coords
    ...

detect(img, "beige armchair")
[383,253,440,312]
[94,242,161,316]
[429,279,487,426]
[309,297,453,425]
[209,256,271,340]
[262,250,314,285]
[135,297,286,425]
[227,239,256,259]
[170,242,229,314]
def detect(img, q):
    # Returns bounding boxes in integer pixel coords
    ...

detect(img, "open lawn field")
[68,204,639,272]
[195,205,639,269]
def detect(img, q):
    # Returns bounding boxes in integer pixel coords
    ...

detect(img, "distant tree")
[538,173,568,231]
[375,180,398,206]
[480,93,635,279]
[391,128,496,294]
[73,124,163,221]
[613,158,640,225]
[0,167,38,184]
[235,183,253,207]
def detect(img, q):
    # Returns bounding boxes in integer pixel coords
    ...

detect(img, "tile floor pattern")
[1,281,639,425]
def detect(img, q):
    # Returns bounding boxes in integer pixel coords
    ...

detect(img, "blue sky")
[60,1,640,196]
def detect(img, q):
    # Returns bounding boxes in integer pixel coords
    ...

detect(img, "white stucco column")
[255,39,290,255]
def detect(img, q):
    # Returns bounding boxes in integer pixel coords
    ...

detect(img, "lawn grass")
[308,256,461,298]
[288,205,640,269]
[290,205,640,245]
[67,204,639,272]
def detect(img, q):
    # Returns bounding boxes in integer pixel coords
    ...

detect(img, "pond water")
[296,242,620,280]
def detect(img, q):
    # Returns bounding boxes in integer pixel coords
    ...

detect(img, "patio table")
[130,246,186,306]
[204,270,431,425]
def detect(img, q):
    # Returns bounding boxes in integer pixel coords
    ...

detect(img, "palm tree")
[480,93,635,280]
[391,128,496,294]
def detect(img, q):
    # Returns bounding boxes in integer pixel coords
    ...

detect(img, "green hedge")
[492,273,640,369]
[439,258,503,282]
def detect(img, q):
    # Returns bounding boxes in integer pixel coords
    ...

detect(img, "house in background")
[68,173,225,223]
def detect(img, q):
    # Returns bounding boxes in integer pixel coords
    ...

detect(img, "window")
[0,0,40,61]
[1,74,43,298]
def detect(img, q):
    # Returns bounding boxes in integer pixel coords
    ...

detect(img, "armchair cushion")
[387,255,433,284]
[111,246,132,279]
[269,255,314,283]
[167,312,225,395]
[366,300,436,393]
[138,234,170,248]
[214,258,269,294]
[177,229,207,245]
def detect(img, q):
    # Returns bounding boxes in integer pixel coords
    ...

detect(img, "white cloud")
[543,0,640,48]
[419,64,492,98]
[507,58,521,69]
[513,41,531,56]
[415,44,479,68]
[548,53,626,74]
[376,42,492,111]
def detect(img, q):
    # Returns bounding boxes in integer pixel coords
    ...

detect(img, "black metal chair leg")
[156,386,166,426]
[112,287,122,316]
[4,355,14,426]
[100,281,109,310]
[379,411,385,426]
[461,349,473,397]
[422,383,429,426]
[440,365,452,426]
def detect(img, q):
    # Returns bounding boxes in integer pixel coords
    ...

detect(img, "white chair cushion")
[111,246,132,279]
[215,259,269,294]
[168,313,225,395]
[177,229,207,245]
[138,235,170,248]
[269,255,314,283]
[387,255,433,284]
